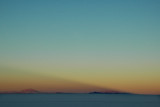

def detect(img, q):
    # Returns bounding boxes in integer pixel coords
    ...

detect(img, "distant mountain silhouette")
[0,89,131,94]
[89,89,131,94]
[19,89,39,93]
[89,91,131,94]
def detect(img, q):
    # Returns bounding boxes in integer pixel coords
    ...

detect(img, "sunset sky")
[0,0,160,94]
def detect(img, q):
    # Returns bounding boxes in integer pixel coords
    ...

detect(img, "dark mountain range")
[89,91,131,94]
[0,89,131,94]
[18,89,40,93]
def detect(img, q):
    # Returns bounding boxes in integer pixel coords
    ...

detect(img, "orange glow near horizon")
[0,65,160,94]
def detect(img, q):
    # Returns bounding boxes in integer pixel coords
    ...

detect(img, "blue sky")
[0,0,160,94]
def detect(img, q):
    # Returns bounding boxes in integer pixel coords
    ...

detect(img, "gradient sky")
[0,0,160,94]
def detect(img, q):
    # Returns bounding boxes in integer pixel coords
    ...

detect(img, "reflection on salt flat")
[0,94,160,107]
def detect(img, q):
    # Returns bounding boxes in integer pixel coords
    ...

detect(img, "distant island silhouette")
[19,89,40,93]
[89,91,131,94]
[0,88,132,94]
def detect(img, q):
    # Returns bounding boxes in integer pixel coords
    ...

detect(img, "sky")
[0,0,160,94]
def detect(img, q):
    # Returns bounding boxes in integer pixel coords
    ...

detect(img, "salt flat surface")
[0,94,160,107]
